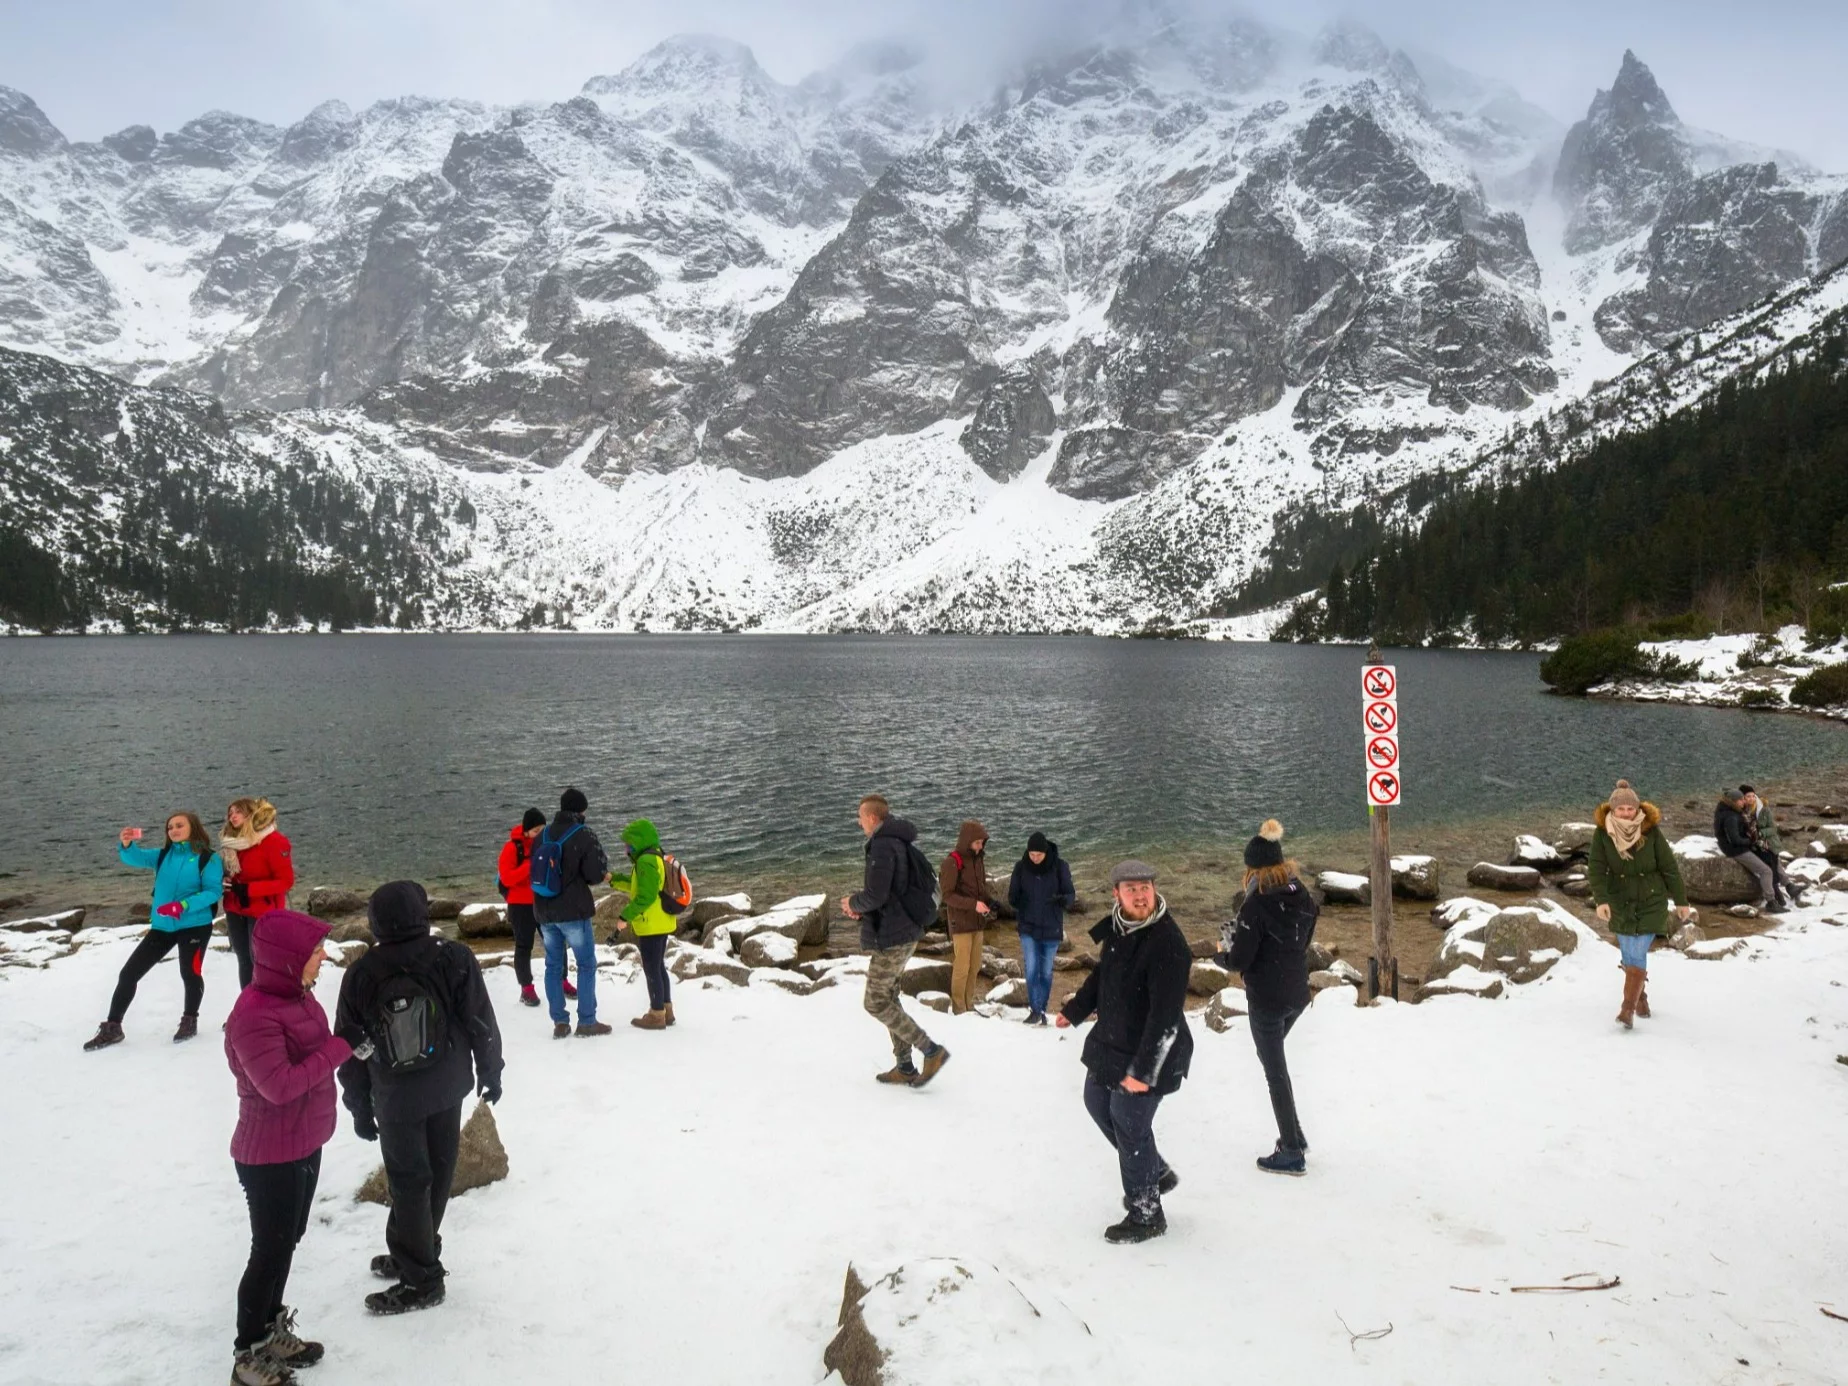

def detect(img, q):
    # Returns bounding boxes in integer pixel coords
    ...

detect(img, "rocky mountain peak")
[584,33,776,105]
[0,86,66,160]
[277,99,357,165]
[1606,49,1678,127]
[1554,49,1692,254]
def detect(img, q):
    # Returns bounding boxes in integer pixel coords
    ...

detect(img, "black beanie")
[521,807,546,832]
[1027,831,1052,855]
[560,786,589,815]
[1244,818,1285,868]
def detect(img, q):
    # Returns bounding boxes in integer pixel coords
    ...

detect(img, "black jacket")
[335,881,505,1125]
[1217,879,1318,1014]
[1713,802,1755,858]
[1060,908,1193,1094]
[849,816,927,950]
[531,811,609,925]
[1008,848,1076,943]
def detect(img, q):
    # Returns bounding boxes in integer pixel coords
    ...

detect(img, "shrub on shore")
[1790,662,1848,709]
[1540,629,1695,696]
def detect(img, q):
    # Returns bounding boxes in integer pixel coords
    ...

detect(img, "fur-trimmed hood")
[1595,801,1661,832]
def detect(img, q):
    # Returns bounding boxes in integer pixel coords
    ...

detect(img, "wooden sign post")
[1363,651,1400,1001]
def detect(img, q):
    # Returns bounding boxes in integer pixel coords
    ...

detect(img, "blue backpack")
[530,823,582,899]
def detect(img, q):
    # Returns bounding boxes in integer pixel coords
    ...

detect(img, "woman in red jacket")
[222,799,295,990]
[499,809,547,1007]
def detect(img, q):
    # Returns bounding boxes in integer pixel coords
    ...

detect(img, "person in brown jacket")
[941,820,995,1012]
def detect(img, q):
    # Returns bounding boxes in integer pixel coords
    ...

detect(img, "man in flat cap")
[1057,859,1194,1243]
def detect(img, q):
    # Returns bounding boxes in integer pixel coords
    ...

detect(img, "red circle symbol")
[1364,701,1398,734]
[1363,667,1397,699]
[1367,735,1399,769]
[1368,771,1401,806]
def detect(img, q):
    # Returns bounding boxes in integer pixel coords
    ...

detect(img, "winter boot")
[83,1021,125,1052]
[519,985,540,1008]
[664,1002,676,1027]
[876,1063,920,1084]
[1123,1168,1181,1211]
[630,1009,667,1030]
[262,1308,323,1368]
[229,1346,294,1386]
[364,1281,446,1316]
[369,1254,399,1281]
[1616,965,1644,1029]
[910,1044,951,1088]
[1635,976,1652,1019]
[1105,1189,1167,1244]
[1256,1149,1307,1176]
[552,1022,571,1040]
[576,1021,613,1037]
[562,977,578,998]
[173,1014,199,1043]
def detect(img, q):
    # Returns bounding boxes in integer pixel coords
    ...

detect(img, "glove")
[353,1111,379,1142]
[155,902,185,920]
[478,1081,501,1106]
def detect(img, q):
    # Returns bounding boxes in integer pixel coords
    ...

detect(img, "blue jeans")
[1617,933,1653,970]
[541,920,597,1024]
[1018,935,1058,1015]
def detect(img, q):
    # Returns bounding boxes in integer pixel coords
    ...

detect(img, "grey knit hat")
[1110,859,1158,885]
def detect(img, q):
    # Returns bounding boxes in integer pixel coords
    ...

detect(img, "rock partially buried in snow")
[740,932,799,969]
[1687,938,1748,960]
[1318,871,1371,905]
[750,969,814,995]
[918,990,952,1014]
[669,947,751,986]
[1668,921,1706,951]
[1467,862,1543,892]
[897,958,954,996]
[1480,906,1581,983]
[1,907,85,934]
[359,1100,507,1204]
[986,978,1028,1007]
[1188,959,1231,996]
[1672,837,1762,904]
[1390,855,1440,899]
[457,903,511,938]
[1431,897,1498,930]
[1511,835,1566,871]
[1817,825,1848,864]
[1203,987,1247,1032]
[1310,960,1365,995]
[686,893,753,928]
[728,895,830,948]
[1416,967,1505,1001]
[0,928,75,968]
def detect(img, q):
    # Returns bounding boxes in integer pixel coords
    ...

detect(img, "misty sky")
[4,0,1847,169]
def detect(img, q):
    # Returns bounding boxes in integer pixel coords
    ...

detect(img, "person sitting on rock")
[1714,788,1781,914]
[1740,785,1803,909]
[1057,860,1193,1243]
[1590,780,1693,1029]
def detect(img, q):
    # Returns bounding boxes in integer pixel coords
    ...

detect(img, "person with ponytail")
[222,799,295,990]
[497,809,547,1007]
[85,812,224,1050]
[1216,819,1317,1176]
[1589,779,1692,1029]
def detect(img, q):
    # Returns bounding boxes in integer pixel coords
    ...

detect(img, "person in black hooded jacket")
[334,881,504,1315]
[1008,832,1075,1025]
[1217,820,1316,1176]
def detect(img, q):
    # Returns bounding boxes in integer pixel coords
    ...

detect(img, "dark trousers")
[638,933,671,1010]
[1753,847,1794,903]
[234,1150,321,1350]
[379,1104,462,1289]
[1249,1006,1307,1154]
[1082,1072,1167,1197]
[508,903,538,987]
[108,925,211,1023]
[226,912,257,990]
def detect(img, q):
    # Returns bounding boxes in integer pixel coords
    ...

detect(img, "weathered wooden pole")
[1365,645,1399,1001]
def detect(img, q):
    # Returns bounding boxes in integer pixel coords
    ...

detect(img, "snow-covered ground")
[3,911,1847,1384]
[1596,625,1848,718]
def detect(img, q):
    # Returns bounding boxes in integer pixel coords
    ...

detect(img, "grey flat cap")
[1110,859,1158,885]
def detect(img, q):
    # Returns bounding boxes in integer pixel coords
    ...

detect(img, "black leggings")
[1249,1006,1308,1154]
[509,903,538,988]
[235,1150,321,1350]
[108,926,212,1023]
[225,912,256,990]
[638,933,671,1010]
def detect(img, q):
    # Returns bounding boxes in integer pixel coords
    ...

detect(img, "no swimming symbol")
[1367,735,1399,770]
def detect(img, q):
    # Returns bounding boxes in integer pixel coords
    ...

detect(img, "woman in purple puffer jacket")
[223,910,362,1386]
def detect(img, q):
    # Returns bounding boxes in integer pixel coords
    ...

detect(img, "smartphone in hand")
[127,827,144,841]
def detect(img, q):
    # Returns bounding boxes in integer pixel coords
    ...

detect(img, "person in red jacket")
[498,809,548,1007]
[221,799,296,990]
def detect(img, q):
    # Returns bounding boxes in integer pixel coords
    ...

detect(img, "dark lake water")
[3,635,1845,908]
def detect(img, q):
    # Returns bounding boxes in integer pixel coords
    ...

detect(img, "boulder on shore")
[1511,835,1566,871]
[898,958,954,997]
[729,895,830,948]
[359,1100,506,1204]
[1672,836,1763,904]
[1390,855,1440,900]
[1467,862,1542,892]
[1817,824,1848,864]
[986,978,1029,1007]
[306,887,368,917]
[1188,959,1231,996]
[1416,968,1505,1002]
[669,948,751,986]
[426,897,463,921]
[1553,822,1597,856]
[686,894,753,928]
[1318,871,1371,905]
[740,932,799,969]
[1,907,85,934]
[1203,987,1247,1032]
[457,903,511,939]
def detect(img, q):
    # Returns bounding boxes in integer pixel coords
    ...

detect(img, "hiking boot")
[552,1022,571,1040]
[1024,1010,1042,1025]
[519,985,540,1008]
[576,1021,613,1037]
[875,1064,920,1085]
[1105,1192,1167,1244]
[1123,1168,1181,1210]
[229,1346,294,1385]
[262,1308,323,1367]
[664,1003,676,1027]
[910,1045,950,1088]
[1763,899,1788,915]
[562,977,578,998]
[173,1014,199,1043]
[1257,1149,1307,1176]
[83,1021,125,1052]
[631,1009,667,1030]
[370,1254,399,1281]
[364,1281,446,1315]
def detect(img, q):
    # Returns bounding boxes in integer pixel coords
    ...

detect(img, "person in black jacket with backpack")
[1057,859,1193,1244]
[531,787,612,1037]
[1217,820,1317,1176]
[334,881,504,1315]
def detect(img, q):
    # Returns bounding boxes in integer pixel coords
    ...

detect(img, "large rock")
[1318,871,1371,905]
[326,917,374,944]
[985,978,1029,1007]
[897,958,954,996]
[1553,822,1597,856]
[687,893,753,928]
[306,887,368,917]
[1672,836,1762,904]
[1390,855,1439,900]
[1430,897,1497,931]
[1478,905,1581,983]
[729,894,830,948]
[1415,968,1505,1002]
[359,1100,507,1204]
[0,928,76,968]
[1203,987,1247,1033]
[426,897,463,921]
[740,932,799,969]
[456,902,511,938]
[749,969,815,995]
[1467,862,1542,892]
[1816,825,1848,864]
[1510,835,1566,871]
[1188,960,1232,996]
[1,907,85,934]
[669,947,751,986]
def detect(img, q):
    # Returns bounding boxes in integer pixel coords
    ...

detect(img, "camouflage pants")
[863,942,933,1066]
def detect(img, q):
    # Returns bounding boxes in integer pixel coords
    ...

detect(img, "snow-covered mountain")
[2,8,1844,632]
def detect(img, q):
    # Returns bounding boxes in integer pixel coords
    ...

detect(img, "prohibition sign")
[1368,770,1401,806]
[1367,735,1400,770]
[1363,666,1397,700]
[1364,701,1398,735]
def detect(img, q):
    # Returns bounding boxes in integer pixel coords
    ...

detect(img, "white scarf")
[1112,895,1168,936]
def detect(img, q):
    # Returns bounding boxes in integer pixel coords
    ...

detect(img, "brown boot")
[875,1063,920,1084]
[173,1014,199,1043]
[1634,975,1651,1019]
[664,1003,676,1027]
[1616,966,1643,1029]
[631,1009,667,1030]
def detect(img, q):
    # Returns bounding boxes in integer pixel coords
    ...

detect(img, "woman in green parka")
[609,818,681,1031]
[1588,779,1693,1029]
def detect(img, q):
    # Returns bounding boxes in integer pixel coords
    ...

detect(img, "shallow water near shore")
[4,634,1846,920]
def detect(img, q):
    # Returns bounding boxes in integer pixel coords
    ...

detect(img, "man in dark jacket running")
[1715,789,1782,913]
[532,787,612,1036]
[335,881,504,1315]
[839,795,949,1088]
[1057,859,1192,1243]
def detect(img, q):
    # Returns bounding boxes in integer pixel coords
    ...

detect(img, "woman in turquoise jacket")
[84,811,225,1051]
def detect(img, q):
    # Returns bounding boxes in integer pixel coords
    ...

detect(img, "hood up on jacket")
[1595,802,1662,832]
[1020,832,1059,873]
[954,820,988,854]
[369,880,431,944]
[622,818,661,854]
[251,909,332,997]
[872,815,918,846]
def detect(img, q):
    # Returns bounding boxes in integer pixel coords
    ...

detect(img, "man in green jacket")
[610,819,680,1030]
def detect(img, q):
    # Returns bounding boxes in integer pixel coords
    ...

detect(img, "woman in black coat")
[1217,820,1317,1176]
